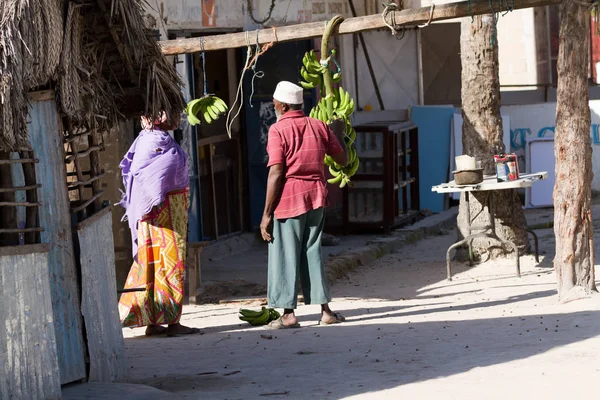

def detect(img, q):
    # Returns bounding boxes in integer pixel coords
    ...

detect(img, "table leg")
[445,191,522,281]
[466,192,474,266]
[506,223,540,263]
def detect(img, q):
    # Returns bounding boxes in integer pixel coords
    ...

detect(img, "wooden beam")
[159,0,561,55]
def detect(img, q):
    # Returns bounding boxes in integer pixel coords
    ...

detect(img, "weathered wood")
[64,145,102,163]
[64,120,87,211]
[554,0,597,301]
[0,249,62,400]
[67,173,105,190]
[63,130,92,144]
[71,191,104,214]
[0,151,18,246]
[76,209,125,382]
[0,158,38,165]
[75,205,111,231]
[88,130,104,213]
[0,243,50,256]
[0,227,44,233]
[19,150,41,244]
[159,0,561,55]
[0,201,41,207]
[0,183,42,192]
[456,13,530,260]
[29,97,87,384]
[27,89,55,102]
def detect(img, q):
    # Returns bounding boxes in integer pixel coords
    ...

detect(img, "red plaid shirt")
[266,110,344,220]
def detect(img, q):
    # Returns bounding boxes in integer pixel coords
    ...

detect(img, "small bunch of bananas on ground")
[238,307,281,326]
[184,95,228,126]
[299,50,342,92]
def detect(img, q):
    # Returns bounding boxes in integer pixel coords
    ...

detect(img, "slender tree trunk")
[457,14,530,260]
[554,0,597,301]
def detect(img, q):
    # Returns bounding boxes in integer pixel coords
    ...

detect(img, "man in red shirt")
[261,81,349,329]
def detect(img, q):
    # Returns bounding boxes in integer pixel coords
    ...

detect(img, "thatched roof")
[0,0,184,151]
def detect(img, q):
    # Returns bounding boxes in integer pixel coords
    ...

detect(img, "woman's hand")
[260,214,273,242]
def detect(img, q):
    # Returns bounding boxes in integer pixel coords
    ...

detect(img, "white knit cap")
[273,81,303,105]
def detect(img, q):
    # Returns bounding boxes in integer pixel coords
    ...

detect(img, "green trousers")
[267,207,331,309]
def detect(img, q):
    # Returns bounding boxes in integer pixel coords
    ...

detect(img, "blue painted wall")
[410,106,455,213]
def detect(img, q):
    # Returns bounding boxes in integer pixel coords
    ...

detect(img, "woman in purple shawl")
[118,113,200,337]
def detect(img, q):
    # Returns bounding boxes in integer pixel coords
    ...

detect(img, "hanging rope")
[418,3,435,29]
[246,0,276,25]
[226,32,254,138]
[381,1,406,40]
[249,30,264,107]
[225,28,277,136]
[200,38,209,96]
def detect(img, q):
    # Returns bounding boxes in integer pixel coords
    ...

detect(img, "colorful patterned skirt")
[119,188,189,328]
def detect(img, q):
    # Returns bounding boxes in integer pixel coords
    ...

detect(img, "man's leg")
[298,208,343,323]
[268,214,305,326]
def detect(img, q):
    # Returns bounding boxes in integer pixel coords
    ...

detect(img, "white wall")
[144,0,375,32]
[339,29,420,111]
[502,101,600,191]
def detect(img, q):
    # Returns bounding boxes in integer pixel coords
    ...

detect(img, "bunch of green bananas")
[184,95,228,126]
[299,50,342,91]
[238,307,281,326]
[307,79,359,188]
[325,145,360,188]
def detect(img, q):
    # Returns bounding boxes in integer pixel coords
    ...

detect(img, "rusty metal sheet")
[77,207,126,382]
[0,245,62,400]
[28,98,87,384]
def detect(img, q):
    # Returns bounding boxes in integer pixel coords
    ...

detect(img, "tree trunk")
[457,15,530,260]
[554,0,597,301]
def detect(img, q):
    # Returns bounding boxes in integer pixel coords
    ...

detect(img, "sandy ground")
[121,211,600,400]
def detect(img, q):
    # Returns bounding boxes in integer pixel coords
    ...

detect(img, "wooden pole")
[159,0,561,55]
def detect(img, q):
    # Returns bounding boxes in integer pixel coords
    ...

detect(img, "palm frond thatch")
[0,0,184,151]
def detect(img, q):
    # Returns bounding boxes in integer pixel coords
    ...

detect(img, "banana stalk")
[321,15,344,122]
[298,14,360,188]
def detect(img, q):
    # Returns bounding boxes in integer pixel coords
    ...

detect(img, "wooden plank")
[20,150,41,244]
[0,243,50,256]
[28,98,87,384]
[70,190,104,214]
[76,209,126,382]
[27,89,55,102]
[88,130,104,212]
[159,0,561,55]
[0,201,41,207]
[0,250,62,400]
[0,227,45,233]
[0,158,38,165]
[0,183,42,193]
[64,145,102,163]
[75,205,111,231]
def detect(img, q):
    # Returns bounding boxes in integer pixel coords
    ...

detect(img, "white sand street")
[119,206,600,400]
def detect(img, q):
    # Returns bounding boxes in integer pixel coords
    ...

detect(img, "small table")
[432,172,548,281]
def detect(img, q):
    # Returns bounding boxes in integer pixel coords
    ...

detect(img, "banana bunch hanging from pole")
[300,15,360,188]
[184,95,229,126]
